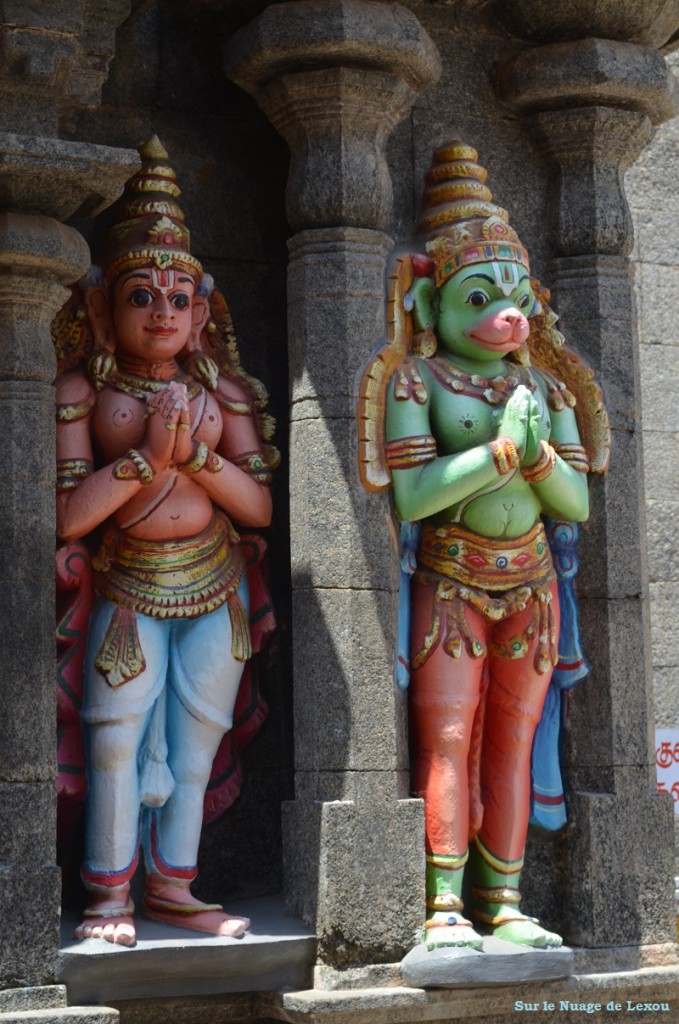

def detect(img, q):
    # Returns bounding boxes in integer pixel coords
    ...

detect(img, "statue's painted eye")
[129,287,153,307]
[170,293,190,310]
[518,293,532,309]
[466,289,488,307]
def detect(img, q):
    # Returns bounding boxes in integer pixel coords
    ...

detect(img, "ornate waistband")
[417,520,553,592]
[93,513,243,619]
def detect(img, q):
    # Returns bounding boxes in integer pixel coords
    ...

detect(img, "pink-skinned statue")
[53,137,277,947]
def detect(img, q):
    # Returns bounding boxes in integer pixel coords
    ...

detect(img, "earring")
[413,325,437,358]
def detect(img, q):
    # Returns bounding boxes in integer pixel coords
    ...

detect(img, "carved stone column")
[0,144,137,990]
[0,2,136,989]
[225,0,440,972]
[498,21,679,949]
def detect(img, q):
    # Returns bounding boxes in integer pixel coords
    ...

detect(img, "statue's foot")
[75,893,136,947]
[425,911,484,951]
[480,910,562,949]
[143,877,249,938]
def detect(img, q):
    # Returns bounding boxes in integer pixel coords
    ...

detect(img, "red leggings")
[410,579,559,863]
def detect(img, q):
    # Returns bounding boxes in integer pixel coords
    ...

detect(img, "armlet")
[216,393,255,416]
[385,435,436,471]
[392,359,428,405]
[553,441,589,473]
[56,393,95,423]
[232,450,273,485]
[57,458,92,493]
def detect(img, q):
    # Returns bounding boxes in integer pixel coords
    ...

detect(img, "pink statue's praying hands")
[54,137,277,947]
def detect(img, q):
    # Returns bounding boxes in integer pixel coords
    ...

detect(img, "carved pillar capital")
[0,0,132,135]
[225,0,440,231]
[498,39,679,257]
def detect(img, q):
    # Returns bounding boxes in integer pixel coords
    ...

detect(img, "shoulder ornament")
[393,358,428,405]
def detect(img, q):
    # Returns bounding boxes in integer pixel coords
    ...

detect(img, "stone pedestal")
[497,22,679,949]
[0,136,136,989]
[225,0,440,969]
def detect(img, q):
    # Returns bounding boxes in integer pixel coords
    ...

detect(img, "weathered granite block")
[565,597,654,775]
[283,788,424,967]
[0,579,55,782]
[494,0,679,47]
[649,583,679,667]
[498,39,679,123]
[290,415,398,593]
[287,228,392,408]
[0,782,56,862]
[291,587,405,773]
[565,789,675,947]
[0,384,54,582]
[575,430,647,601]
[0,863,61,988]
[634,264,679,346]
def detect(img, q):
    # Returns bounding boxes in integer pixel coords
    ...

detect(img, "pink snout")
[467,307,530,351]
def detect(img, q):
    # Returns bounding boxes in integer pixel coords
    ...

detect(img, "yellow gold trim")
[105,248,202,284]
[418,521,552,592]
[129,178,181,198]
[93,513,244,620]
[57,396,94,422]
[475,837,524,875]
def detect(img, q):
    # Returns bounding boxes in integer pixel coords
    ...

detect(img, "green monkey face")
[436,260,537,362]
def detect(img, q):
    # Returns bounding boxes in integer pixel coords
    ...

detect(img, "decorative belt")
[93,513,243,619]
[417,520,553,592]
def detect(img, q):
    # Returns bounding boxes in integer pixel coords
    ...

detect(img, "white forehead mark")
[492,261,519,297]
[151,268,175,294]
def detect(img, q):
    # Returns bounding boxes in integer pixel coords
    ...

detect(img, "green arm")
[385,372,502,522]
[527,386,590,522]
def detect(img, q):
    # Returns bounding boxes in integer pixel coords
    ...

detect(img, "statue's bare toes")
[217,915,250,938]
[74,914,136,947]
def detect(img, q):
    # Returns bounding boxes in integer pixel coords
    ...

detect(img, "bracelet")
[488,436,520,476]
[553,441,589,474]
[114,449,155,485]
[180,440,209,474]
[521,440,556,484]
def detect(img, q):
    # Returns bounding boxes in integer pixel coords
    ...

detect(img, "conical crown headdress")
[419,142,529,288]
[97,135,203,285]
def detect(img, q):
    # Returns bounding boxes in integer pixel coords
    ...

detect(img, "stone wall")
[628,48,679,874]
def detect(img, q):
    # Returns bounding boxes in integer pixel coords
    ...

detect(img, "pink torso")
[92,381,224,540]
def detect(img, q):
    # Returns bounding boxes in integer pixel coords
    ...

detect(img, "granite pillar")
[0,142,137,989]
[225,0,440,970]
[498,21,679,949]
[0,3,136,988]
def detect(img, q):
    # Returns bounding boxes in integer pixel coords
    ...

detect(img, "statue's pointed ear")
[84,285,115,353]
[411,276,437,332]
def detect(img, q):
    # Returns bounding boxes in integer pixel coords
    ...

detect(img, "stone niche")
[1,0,678,1020]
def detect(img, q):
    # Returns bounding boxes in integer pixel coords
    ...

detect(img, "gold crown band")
[104,248,203,284]
[434,241,529,288]
[426,160,488,185]
[424,181,493,207]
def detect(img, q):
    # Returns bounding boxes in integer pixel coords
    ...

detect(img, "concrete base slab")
[57,895,315,1004]
[400,937,574,988]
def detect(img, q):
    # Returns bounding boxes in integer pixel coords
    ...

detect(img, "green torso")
[385,352,586,540]
[427,362,547,536]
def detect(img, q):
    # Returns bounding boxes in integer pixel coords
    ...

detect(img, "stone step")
[0,1009,118,1024]
[0,987,68,1013]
